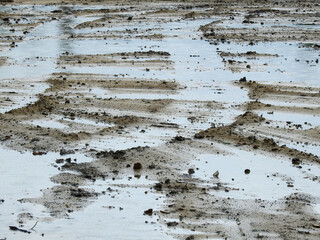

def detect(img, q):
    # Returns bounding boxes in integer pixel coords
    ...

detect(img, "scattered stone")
[134,174,141,179]
[186,236,195,240]
[194,133,204,139]
[239,77,247,82]
[167,221,179,227]
[213,170,219,178]
[292,158,301,165]
[55,159,64,164]
[1,4,320,239]
[174,136,186,141]
[160,210,170,214]
[32,151,46,156]
[133,162,142,170]
[1,135,11,141]
[312,223,320,228]
[60,148,75,156]
[154,183,162,191]
[148,163,156,169]
[144,208,153,216]
[313,44,320,50]
[111,150,126,159]
[30,138,39,143]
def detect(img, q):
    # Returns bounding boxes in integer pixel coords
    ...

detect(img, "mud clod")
[133,162,142,170]
[144,209,153,216]
[167,221,179,227]
[60,148,75,156]
[292,158,302,165]
[154,183,162,191]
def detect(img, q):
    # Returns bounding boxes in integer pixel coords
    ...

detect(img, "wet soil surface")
[1,0,320,239]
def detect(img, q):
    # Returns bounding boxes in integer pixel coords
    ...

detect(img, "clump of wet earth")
[1,0,320,239]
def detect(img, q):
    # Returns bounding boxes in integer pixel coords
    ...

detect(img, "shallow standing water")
[1,2,320,239]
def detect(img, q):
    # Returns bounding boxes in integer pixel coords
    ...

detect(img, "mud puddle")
[257,110,320,130]
[14,179,176,240]
[0,146,177,239]
[0,147,58,239]
[1,1,320,239]
[192,143,320,201]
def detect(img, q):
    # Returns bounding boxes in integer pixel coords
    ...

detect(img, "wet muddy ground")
[1,0,320,239]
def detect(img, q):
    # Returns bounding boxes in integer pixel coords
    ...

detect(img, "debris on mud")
[60,148,75,156]
[9,226,31,234]
[143,208,153,216]
[19,185,99,218]
[1,0,320,239]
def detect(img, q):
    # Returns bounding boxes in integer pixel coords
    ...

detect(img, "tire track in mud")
[1,1,320,239]
[0,6,227,238]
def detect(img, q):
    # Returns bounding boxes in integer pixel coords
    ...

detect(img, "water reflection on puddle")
[0,146,175,239]
[258,110,320,129]
[0,147,56,238]
[192,144,320,201]
[30,178,174,240]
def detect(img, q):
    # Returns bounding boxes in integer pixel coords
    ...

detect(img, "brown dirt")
[237,79,320,99]
[1,1,320,239]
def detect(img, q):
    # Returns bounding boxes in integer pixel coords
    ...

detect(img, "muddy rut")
[1,0,320,239]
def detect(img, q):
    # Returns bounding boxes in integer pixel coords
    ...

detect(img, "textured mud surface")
[1,0,320,239]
